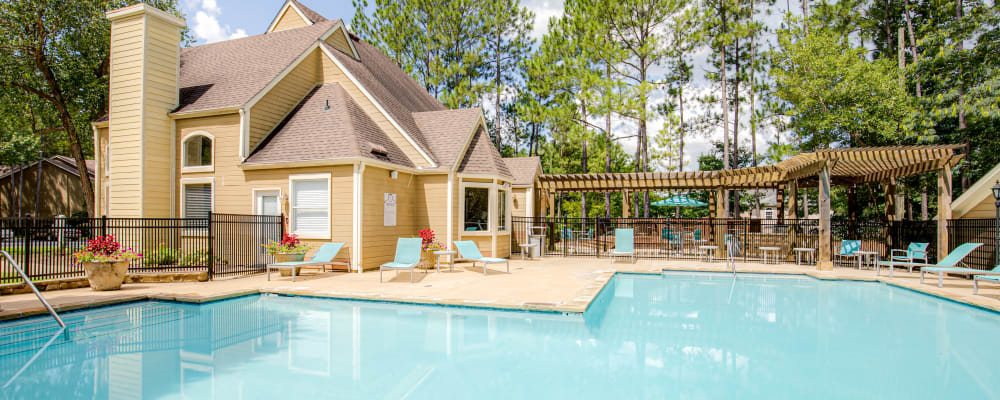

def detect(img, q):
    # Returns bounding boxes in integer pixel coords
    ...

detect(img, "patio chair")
[610,228,635,264]
[453,240,509,276]
[972,270,1000,295]
[876,242,986,284]
[835,240,861,268]
[267,242,347,282]
[889,242,929,267]
[380,238,424,283]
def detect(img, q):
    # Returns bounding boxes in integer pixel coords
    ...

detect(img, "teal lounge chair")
[267,242,347,282]
[889,242,929,268]
[973,271,1000,294]
[876,242,985,284]
[835,240,861,268]
[610,228,635,264]
[380,238,424,283]
[453,240,509,276]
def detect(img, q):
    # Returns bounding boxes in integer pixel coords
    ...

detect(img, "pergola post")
[884,179,897,222]
[714,188,727,219]
[938,166,953,262]
[776,187,785,223]
[817,162,833,271]
[714,188,726,253]
[622,191,632,218]
[787,180,799,219]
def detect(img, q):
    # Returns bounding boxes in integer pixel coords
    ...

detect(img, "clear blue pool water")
[2,273,1000,399]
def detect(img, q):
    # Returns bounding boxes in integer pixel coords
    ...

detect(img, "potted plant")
[263,234,312,276]
[418,229,446,268]
[73,235,142,291]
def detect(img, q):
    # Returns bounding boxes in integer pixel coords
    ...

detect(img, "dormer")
[267,0,327,33]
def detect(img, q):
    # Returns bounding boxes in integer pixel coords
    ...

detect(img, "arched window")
[182,132,213,171]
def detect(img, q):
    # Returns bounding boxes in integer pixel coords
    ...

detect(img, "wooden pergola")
[535,145,966,270]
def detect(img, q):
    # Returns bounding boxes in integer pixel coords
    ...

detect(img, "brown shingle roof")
[174,19,339,114]
[289,0,327,23]
[245,83,414,168]
[412,108,483,168]
[457,127,513,179]
[503,157,541,185]
[324,39,445,164]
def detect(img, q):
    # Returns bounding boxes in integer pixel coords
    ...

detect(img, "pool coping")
[2,265,999,322]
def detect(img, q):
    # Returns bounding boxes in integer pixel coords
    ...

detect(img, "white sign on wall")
[384,193,396,226]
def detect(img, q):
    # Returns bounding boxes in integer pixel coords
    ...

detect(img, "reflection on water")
[1,274,999,399]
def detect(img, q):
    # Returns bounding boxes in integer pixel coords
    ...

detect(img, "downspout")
[447,170,455,250]
[353,161,365,273]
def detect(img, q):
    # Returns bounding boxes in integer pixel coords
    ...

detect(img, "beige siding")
[108,14,145,217]
[961,197,997,219]
[248,49,320,152]
[142,20,180,217]
[414,174,449,240]
[463,236,493,257]
[324,28,353,56]
[271,5,308,32]
[95,127,109,215]
[511,187,527,218]
[175,114,354,262]
[496,234,510,258]
[361,165,417,269]
[317,50,432,168]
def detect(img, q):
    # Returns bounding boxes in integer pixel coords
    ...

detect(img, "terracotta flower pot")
[274,252,306,276]
[82,261,129,291]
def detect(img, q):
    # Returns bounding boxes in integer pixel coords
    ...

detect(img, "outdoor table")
[699,245,719,263]
[793,247,816,265]
[434,250,458,272]
[856,251,879,270]
[760,247,781,264]
[518,243,538,260]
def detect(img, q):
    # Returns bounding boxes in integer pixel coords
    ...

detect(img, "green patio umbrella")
[651,194,708,207]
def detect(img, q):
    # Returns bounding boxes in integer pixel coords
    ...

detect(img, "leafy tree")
[770,25,914,149]
[0,0,185,217]
[481,0,533,148]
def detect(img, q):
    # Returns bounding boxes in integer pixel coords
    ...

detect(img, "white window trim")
[288,173,331,240]
[497,187,511,233]
[252,187,283,215]
[181,131,215,173]
[180,177,215,236]
[459,181,512,235]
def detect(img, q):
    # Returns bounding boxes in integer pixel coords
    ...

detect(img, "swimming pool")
[1,273,999,399]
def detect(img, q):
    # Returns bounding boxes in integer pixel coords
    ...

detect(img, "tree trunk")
[921,191,928,220]
[720,6,730,218]
[904,0,921,97]
[749,20,760,216]
[494,28,502,148]
[802,0,809,34]
[605,67,613,218]
[733,35,741,219]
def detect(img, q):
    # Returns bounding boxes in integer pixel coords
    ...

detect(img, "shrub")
[143,244,179,266]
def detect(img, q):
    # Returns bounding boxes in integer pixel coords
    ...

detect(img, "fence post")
[207,211,213,280]
[101,215,107,237]
[21,218,30,277]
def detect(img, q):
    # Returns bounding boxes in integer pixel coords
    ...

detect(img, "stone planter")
[274,252,306,276]
[81,261,129,291]
[422,250,437,270]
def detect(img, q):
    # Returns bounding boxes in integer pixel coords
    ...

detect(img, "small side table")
[856,251,879,270]
[699,245,719,263]
[519,243,538,260]
[760,247,781,264]
[434,250,458,272]
[793,248,816,265]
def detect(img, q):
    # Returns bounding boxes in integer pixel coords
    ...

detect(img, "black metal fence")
[0,213,282,282]
[512,216,992,269]
[949,218,998,271]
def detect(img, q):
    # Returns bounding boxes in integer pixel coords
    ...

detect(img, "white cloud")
[522,0,564,40]
[188,0,248,44]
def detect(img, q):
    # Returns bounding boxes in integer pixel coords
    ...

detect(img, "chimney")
[106,4,184,218]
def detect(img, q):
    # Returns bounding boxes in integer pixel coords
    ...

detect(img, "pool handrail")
[0,250,66,328]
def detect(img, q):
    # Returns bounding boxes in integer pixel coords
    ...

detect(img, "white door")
[255,191,281,261]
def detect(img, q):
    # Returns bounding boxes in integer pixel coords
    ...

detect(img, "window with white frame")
[464,187,489,232]
[290,176,330,238]
[497,189,508,231]
[182,182,212,229]
[182,133,213,170]
[764,208,774,219]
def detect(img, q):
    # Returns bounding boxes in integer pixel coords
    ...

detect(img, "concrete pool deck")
[3,257,1000,321]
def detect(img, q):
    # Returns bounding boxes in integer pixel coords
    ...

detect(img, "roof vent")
[324,99,330,111]
[369,143,389,161]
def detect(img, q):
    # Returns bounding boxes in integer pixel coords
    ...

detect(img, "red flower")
[279,233,300,247]
[84,235,121,256]
[418,229,435,247]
